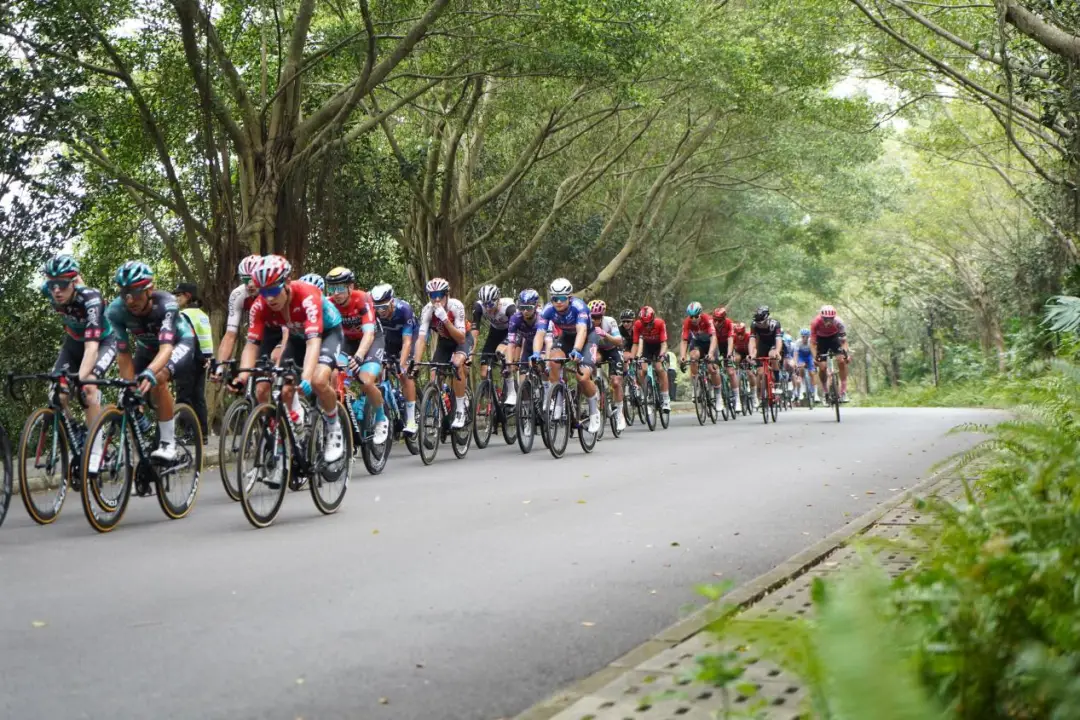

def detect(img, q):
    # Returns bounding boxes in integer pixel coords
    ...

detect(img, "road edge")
[513,458,960,720]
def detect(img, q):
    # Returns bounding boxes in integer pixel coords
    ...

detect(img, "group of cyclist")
[35,252,852,474]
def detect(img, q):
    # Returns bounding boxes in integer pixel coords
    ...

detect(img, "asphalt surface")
[0,406,999,720]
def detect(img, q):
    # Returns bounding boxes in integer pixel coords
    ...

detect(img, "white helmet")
[425,277,450,294]
[238,255,261,279]
[371,283,394,304]
[549,277,573,295]
[478,284,500,305]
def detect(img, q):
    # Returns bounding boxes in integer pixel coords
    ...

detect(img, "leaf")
[581,621,595,627]
[577,499,587,504]
[31,621,46,628]
[378,697,389,705]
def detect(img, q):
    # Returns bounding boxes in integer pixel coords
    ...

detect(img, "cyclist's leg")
[51,336,83,416]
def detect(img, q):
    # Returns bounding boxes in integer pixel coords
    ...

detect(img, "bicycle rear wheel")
[155,403,202,520]
[760,375,770,424]
[832,373,841,423]
[218,399,250,501]
[238,404,290,528]
[472,379,495,449]
[17,407,70,525]
[418,384,442,465]
[644,378,657,431]
[622,391,635,427]
[311,402,352,513]
[546,383,570,458]
[516,379,535,454]
[577,386,597,453]
[81,405,133,533]
[451,389,472,459]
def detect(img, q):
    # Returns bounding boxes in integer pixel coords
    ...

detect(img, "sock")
[456,396,465,413]
[375,404,386,422]
[291,391,302,412]
[661,391,669,402]
[587,394,598,414]
[324,405,338,423]
[159,418,175,444]
[841,379,848,394]
[406,401,416,422]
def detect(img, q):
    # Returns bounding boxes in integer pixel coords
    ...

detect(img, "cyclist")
[679,302,721,409]
[106,261,198,462]
[504,288,542,405]
[794,328,820,402]
[811,304,850,402]
[531,278,602,434]
[299,273,325,292]
[371,283,418,434]
[711,306,740,411]
[749,306,783,397]
[237,256,348,461]
[41,254,118,469]
[325,267,387,443]
[781,332,796,396]
[731,320,753,397]
[632,306,671,413]
[213,255,285,384]
[471,283,517,391]
[412,277,472,429]
[618,310,636,355]
[588,299,626,432]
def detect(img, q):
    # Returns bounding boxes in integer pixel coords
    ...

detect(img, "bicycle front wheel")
[694,376,707,425]
[18,406,70,525]
[155,403,202,520]
[577,387,597,454]
[451,389,472,459]
[546,383,570,458]
[472,379,495,449]
[418,384,442,466]
[81,405,133,533]
[501,378,519,445]
[311,402,352,513]
[516,379,535,454]
[218,399,251,501]
[644,378,657,431]
[0,423,10,528]
[238,404,290,529]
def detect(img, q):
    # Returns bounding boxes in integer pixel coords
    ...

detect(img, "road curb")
[513,459,961,720]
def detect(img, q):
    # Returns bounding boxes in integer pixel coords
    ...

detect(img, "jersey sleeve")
[605,317,621,338]
[299,287,323,339]
[704,316,716,336]
[506,313,521,345]
[246,297,267,343]
[82,288,104,341]
[571,298,589,327]
[658,319,668,343]
[681,317,691,341]
[226,285,247,332]
[418,303,434,337]
[448,299,467,334]
[536,304,554,333]
[835,319,847,338]
[809,316,820,343]
[472,301,484,329]
[357,291,376,332]
[400,302,416,337]
[632,320,642,344]
[158,295,180,345]
[105,298,130,351]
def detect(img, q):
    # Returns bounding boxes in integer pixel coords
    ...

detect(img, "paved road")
[1,407,998,720]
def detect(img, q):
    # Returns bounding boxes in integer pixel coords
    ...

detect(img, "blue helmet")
[800,328,811,337]
[518,288,540,306]
[114,261,154,289]
[783,332,792,342]
[299,273,325,291]
[43,254,80,278]
[686,301,703,318]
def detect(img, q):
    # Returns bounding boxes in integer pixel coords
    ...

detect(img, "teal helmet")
[686,301,703,318]
[43,254,80,278]
[114,261,154,289]
[783,332,792,342]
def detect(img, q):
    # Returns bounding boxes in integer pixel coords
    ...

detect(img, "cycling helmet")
[734,321,746,332]
[549,277,573,295]
[238,254,261,279]
[371,283,394,304]
[478,284,500,305]
[820,304,837,318]
[43,254,80,278]
[299,273,325,291]
[619,309,635,321]
[518,288,540,306]
[326,266,354,285]
[800,328,811,337]
[783,332,792,342]
[639,306,655,323]
[251,256,290,288]
[588,299,607,316]
[712,306,727,320]
[425,277,450,294]
[114,261,154,289]
[753,305,770,322]
[686,301,702,318]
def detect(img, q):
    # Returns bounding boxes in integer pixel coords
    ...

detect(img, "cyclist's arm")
[679,338,688,362]
[708,333,718,358]
[145,343,174,378]
[444,319,465,344]
[217,329,238,365]
[116,350,135,381]
[574,323,588,352]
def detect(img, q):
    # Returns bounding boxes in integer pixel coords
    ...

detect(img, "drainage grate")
[875,507,932,525]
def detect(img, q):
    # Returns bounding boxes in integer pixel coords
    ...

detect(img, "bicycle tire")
[594,375,606,442]
[501,377,519,445]
[238,403,290,529]
[546,383,570,458]
[577,386,597,454]
[693,375,707,425]
[608,380,623,438]
[312,402,352,513]
[155,403,202,520]
[832,374,841,423]
[706,380,718,424]
[218,399,250,501]
[17,406,70,525]
[659,383,670,429]
[472,379,495,449]
[623,392,635,427]
[516,379,535,454]
[81,405,133,533]
[360,396,390,476]
[0,423,10,528]
[644,378,657,431]
[760,373,770,425]
[418,384,442,465]
[451,389,472,459]
[769,393,779,422]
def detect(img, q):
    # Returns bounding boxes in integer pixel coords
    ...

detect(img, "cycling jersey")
[782,339,794,359]
[472,298,517,331]
[43,284,112,342]
[592,316,622,349]
[619,325,636,352]
[713,317,734,342]
[810,315,847,341]
[247,281,341,343]
[334,289,381,340]
[632,318,668,344]
[537,297,590,335]
[506,310,539,347]
[106,291,192,352]
[225,283,257,333]
[380,299,417,350]
[751,318,782,353]
[418,298,467,340]
[681,315,715,341]
[732,328,751,353]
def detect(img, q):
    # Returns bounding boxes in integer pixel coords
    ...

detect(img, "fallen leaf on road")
[614,512,622,516]
[670,541,680,547]
[802,532,810,535]
[522,500,531,504]
[374,495,380,502]
[31,621,46,628]
[650,590,657,594]
[379,697,389,705]
[577,499,587,504]
[865,491,876,495]
[416,663,425,669]
[583,474,590,478]
[889,488,898,491]
[296,678,305,685]
[733,532,740,536]
[713,572,724,577]
[581,621,595,627]
[372,529,380,535]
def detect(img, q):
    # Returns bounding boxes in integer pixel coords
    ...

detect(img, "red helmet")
[251,256,291,288]
[638,306,655,323]
[734,321,746,332]
[820,304,837,319]
[712,306,727,321]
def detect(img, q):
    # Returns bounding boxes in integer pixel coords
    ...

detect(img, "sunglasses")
[121,286,151,301]
[259,284,286,298]
[240,275,252,284]
[374,302,393,311]
[428,291,447,300]
[483,300,497,309]
[46,279,74,291]
[518,304,535,312]
[327,284,349,295]
[551,295,569,303]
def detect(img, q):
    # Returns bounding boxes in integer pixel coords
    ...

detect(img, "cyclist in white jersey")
[212,255,284,384]
[411,277,473,429]
[588,300,627,431]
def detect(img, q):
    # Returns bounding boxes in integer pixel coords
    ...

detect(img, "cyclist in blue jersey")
[781,332,796,395]
[794,328,820,402]
[505,288,541,406]
[106,261,198,462]
[372,283,419,434]
[530,278,602,434]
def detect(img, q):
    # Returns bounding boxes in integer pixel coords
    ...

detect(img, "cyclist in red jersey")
[711,306,740,411]
[731,320,754,400]
[631,306,671,413]
[679,302,722,409]
[810,304,851,402]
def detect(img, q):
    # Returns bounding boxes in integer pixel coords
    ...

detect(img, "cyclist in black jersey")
[619,310,636,353]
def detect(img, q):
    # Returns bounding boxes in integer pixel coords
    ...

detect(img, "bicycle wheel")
[218,399,250,501]
[805,371,815,410]
[770,392,779,422]
[0,423,10,528]
[622,391,635,427]
[644,378,657,431]
[472,379,495,449]
[659,378,670,429]
[81,405,133,533]
[706,382,718,424]
[546,383,570,458]
[17,406,70,525]
[577,386,597,453]
[311,402,352,512]
[760,376,770,424]
[608,381,623,439]
[451,388,472,459]
[693,376,707,425]
[832,374,841,423]
[358,399,390,475]
[155,403,202,520]
[516,378,535,454]
[418,384,442,466]
[237,404,290,529]
[593,375,606,441]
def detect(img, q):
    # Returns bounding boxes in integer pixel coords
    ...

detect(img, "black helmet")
[619,309,635,321]
[753,305,770,323]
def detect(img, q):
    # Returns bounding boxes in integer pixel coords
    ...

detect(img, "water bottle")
[136,411,153,437]
[352,395,367,422]
[72,423,87,451]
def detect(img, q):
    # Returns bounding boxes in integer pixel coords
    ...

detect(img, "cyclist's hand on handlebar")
[530,351,543,363]
[569,349,584,362]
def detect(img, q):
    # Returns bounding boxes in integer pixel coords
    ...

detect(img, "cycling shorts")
[53,334,118,380]
[641,341,664,362]
[134,335,196,381]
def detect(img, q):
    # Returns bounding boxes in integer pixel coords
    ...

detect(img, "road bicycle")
[343,367,394,476]
[541,357,598,458]
[236,360,351,528]
[625,357,657,430]
[514,358,551,454]
[621,360,644,428]
[78,376,203,532]
[716,356,736,420]
[798,364,816,410]
[755,357,779,424]
[685,358,720,425]
[737,360,756,416]
[215,357,276,501]
[413,361,472,465]
[820,350,844,423]
[593,359,623,439]
[472,352,518,449]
